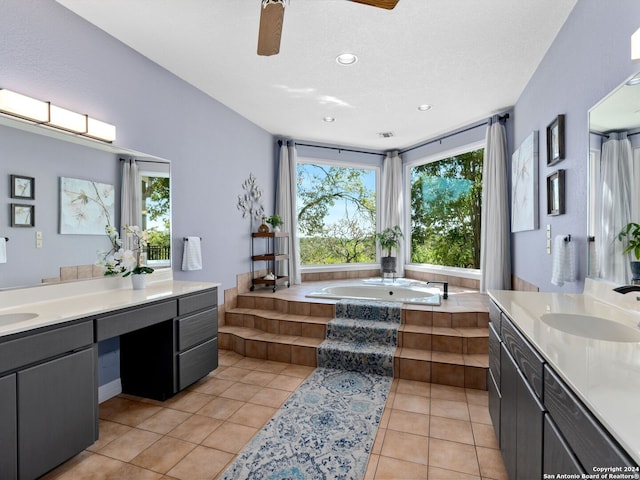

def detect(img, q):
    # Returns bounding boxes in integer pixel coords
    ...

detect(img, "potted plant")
[375,225,403,274]
[265,214,284,232]
[98,224,154,289]
[617,222,640,281]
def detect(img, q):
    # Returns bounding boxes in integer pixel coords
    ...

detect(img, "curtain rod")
[287,141,384,157]
[400,113,510,155]
[118,157,169,164]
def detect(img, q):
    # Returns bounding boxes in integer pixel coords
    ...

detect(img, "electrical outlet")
[36,231,42,248]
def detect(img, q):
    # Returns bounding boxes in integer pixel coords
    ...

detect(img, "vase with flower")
[98,224,154,289]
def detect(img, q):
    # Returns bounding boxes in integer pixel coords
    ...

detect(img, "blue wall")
[0,0,275,295]
[512,0,640,293]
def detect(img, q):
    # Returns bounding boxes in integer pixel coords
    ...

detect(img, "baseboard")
[98,378,122,403]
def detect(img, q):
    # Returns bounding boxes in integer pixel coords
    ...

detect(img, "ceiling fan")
[257,0,399,56]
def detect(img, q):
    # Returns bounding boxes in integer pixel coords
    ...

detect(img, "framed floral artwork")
[511,131,539,232]
[547,169,566,216]
[10,174,35,200]
[11,204,35,227]
[59,177,115,235]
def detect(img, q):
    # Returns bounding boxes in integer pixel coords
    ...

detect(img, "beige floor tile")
[162,390,216,414]
[188,377,234,396]
[465,388,489,407]
[98,428,163,462]
[212,366,252,382]
[430,383,468,402]
[252,359,292,374]
[110,463,164,479]
[87,420,132,452]
[43,452,124,480]
[219,382,262,401]
[374,456,428,479]
[130,436,196,473]
[372,428,386,455]
[99,397,163,427]
[267,373,305,391]
[427,466,481,479]
[430,398,470,422]
[380,430,429,465]
[167,414,224,444]
[476,446,509,480]
[471,422,499,449]
[239,369,279,386]
[392,392,430,415]
[227,403,277,428]
[429,416,474,445]
[396,379,431,397]
[365,453,379,480]
[197,397,245,420]
[248,386,292,408]
[137,408,192,435]
[468,402,492,425]
[202,422,259,453]
[428,438,480,476]
[279,363,316,378]
[387,410,430,437]
[167,446,234,480]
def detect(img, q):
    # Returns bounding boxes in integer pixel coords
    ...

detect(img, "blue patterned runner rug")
[219,367,392,480]
[317,300,402,376]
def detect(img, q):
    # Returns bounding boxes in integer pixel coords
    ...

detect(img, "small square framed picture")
[11,204,35,227]
[10,175,35,200]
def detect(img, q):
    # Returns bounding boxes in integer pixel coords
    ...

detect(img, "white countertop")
[0,270,221,338]
[489,279,640,465]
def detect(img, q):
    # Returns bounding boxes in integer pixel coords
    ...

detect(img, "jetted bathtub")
[306,279,443,305]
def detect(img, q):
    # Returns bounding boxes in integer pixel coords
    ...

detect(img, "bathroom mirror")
[0,113,172,289]
[587,71,640,283]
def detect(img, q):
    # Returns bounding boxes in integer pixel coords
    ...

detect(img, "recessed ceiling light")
[336,53,358,66]
[323,116,336,123]
[378,132,394,138]
[417,104,433,111]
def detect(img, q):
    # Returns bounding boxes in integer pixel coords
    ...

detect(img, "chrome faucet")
[426,280,448,299]
[613,285,640,294]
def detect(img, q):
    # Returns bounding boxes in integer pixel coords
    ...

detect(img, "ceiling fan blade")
[350,0,399,10]
[257,1,285,56]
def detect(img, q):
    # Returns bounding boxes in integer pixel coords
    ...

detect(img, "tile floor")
[43,349,507,480]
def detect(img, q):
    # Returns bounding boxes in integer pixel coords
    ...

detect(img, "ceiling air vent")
[378,131,394,138]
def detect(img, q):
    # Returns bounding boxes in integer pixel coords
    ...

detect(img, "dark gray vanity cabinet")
[0,374,17,479]
[489,299,638,479]
[0,319,96,480]
[101,287,219,400]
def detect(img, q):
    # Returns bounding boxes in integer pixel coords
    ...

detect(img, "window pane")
[410,148,483,269]
[141,174,171,267]
[296,163,376,264]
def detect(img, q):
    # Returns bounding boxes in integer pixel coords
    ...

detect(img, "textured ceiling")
[56,0,577,151]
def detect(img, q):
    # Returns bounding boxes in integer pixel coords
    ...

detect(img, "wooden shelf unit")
[250,231,290,292]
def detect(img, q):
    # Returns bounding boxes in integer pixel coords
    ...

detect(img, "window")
[296,162,377,265]
[409,147,484,269]
[140,168,171,267]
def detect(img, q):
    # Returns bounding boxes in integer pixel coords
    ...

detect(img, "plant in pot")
[375,225,403,274]
[265,214,284,232]
[617,222,640,282]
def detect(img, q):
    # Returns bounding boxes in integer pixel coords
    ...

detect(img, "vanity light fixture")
[336,53,358,66]
[632,27,640,60]
[0,88,116,142]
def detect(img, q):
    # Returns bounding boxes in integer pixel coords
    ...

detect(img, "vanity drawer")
[501,315,544,399]
[177,308,218,351]
[0,320,93,374]
[544,365,636,470]
[96,300,177,340]
[178,337,218,390]
[488,321,501,387]
[178,288,217,316]
[489,300,502,333]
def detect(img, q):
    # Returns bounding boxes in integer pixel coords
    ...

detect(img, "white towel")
[0,238,6,264]
[551,235,575,286]
[181,237,202,271]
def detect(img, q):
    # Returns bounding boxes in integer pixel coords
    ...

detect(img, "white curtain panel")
[120,159,142,251]
[598,132,633,284]
[480,118,511,292]
[276,142,301,285]
[380,151,404,276]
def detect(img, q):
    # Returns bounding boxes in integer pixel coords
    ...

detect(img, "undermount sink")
[541,313,640,342]
[0,312,39,326]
